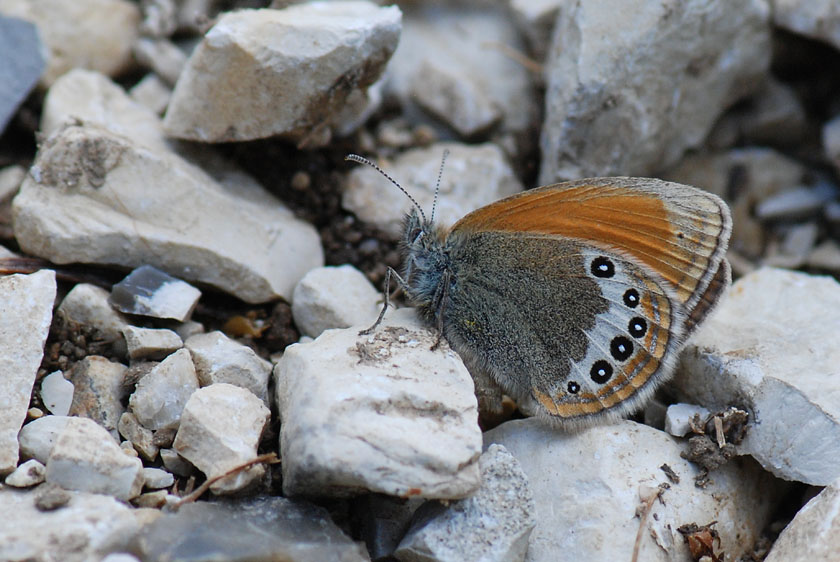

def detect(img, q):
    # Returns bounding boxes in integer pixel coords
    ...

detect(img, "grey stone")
[118,411,158,462]
[141,467,174,490]
[0,15,44,133]
[129,73,172,115]
[772,0,840,50]
[755,184,836,221]
[0,0,140,87]
[133,496,368,561]
[57,282,130,357]
[0,270,56,474]
[111,265,201,322]
[132,37,186,86]
[539,0,771,182]
[663,403,711,437]
[395,444,536,562]
[159,447,193,477]
[765,477,840,562]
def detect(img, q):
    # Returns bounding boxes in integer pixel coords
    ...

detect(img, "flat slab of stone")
[0,270,57,474]
[12,123,323,303]
[0,488,145,562]
[673,268,840,485]
[485,418,781,562]
[276,307,482,499]
[133,496,368,561]
[164,3,401,143]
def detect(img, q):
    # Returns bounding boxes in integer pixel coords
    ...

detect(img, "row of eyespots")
[566,257,649,395]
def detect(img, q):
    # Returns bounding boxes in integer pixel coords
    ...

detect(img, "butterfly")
[348,155,732,428]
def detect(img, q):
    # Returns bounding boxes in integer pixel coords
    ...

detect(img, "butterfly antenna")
[345,154,426,223]
[430,148,449,224]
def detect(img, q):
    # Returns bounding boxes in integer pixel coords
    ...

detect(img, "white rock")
[13,123,324,303]
[172,383,270,494]
[118,411,158,462]
[384,5,538,157]
[276,307,482,499]
[68,356,128,435]
[122,326,183,361]
[673,268,840,485]
[291,265,381,338]
[808,240,840,271]
[185,331,272,405]
[0,164,26,202]
[771,0,840,50]
[40,371,74,416]
[18,415,73,464]
[4,459,46,487]
[0,270,56,474]
[41,69,170,153]
[164,3,401,144]
[102,554,142,562]
[57,282,131,355]
[132,37,186,86]
[395,444,535,562]
[0,0,140,87]
[485,418,780,562]
[129,73,172,115]
[765,477,840,562]
[663,403,711,437]
[0,488,144,562]
[539,0,771,183]
[45,416,144,501]
[0,15,44,132]
[139,0,177,37]
[129,348,199,431]
[343,142,523,238]
[142,466,174,490]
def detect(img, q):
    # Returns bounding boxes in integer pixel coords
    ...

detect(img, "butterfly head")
[401,207,449,309]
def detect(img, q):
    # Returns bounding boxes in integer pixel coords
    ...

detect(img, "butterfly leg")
[430,269,451,351]
[359,267,408,335]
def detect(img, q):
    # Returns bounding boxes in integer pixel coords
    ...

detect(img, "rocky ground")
[1,1,840,561]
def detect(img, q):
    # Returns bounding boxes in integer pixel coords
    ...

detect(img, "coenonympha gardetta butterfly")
[347,154,732,428]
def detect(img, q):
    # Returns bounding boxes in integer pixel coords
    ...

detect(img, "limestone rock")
[57,282,131,356]
[0,488,144,562]
[765,477,840,562]
[343,142,523,237]
[40,371,74,416]
[122,326,183,361]
[291,264,381,338]
[485,418,781,561]
[18,415,72,464]
[4,459,46,488]
[185,331,272,405]
[771,0,840,50]
[129,348,199,431]
[395,444,536,562]
[164,3,401,144]
[172,384,270,494]
[12,123,323,303]
[539,0,771,182]
[673,268,840,485]
[45,416,144,501]
[276,307,482,499]
[0,270,56,474]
